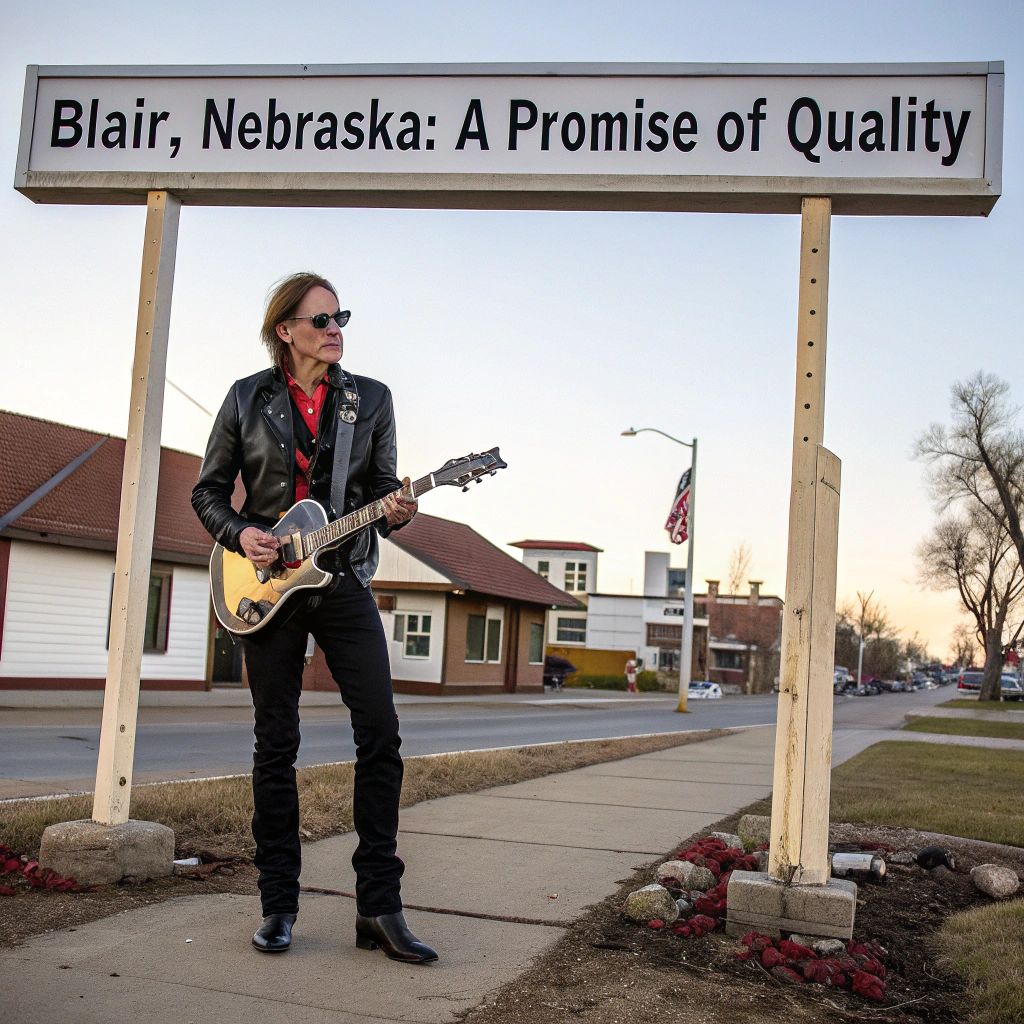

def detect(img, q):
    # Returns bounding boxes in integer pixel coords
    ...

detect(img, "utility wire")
[167,378,213,418]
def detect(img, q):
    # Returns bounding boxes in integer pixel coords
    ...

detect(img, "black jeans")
[241,570,404,918]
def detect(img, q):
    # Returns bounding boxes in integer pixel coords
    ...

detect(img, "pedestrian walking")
[625,657,638,693]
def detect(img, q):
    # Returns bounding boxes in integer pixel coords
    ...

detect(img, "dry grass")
[0,729,729,859]
[904,716,1024,740]
[935,899,1024,1024]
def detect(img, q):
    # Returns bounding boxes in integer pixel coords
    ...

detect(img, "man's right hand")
[240,527,280,568]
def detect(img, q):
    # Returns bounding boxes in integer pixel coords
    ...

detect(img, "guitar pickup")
[280,531,303,569]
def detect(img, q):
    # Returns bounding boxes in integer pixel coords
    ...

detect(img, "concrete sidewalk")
[1,726,775,1024]
[905,706,1024,722]
[833,727,1024,762]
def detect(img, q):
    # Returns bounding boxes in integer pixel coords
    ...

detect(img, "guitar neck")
[303,473,434,556]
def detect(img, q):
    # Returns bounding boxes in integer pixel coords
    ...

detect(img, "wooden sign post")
[768,197,842,885]
[93,191,179,826]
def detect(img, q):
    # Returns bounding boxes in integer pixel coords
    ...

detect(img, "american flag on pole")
[665,469,691,545]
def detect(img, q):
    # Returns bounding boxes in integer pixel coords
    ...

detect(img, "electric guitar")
[210,448,507,636]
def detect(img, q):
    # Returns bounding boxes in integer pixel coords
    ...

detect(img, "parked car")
[688,681,723,700]
[1002,676,1024,701]
[957,670,1024,700]
[957,670,983,694]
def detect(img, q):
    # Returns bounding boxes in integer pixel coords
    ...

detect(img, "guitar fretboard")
[303,474,433,556]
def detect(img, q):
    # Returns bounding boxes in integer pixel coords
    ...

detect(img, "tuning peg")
[489,470,496,476]
[462,485,469,492]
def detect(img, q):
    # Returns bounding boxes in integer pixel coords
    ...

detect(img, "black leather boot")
[252,912,297,953]
[355,911,438,963]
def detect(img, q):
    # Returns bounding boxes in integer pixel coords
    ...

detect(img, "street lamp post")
[622,427,698,714]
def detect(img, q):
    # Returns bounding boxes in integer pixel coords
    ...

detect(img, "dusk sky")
[1,1,1021,658]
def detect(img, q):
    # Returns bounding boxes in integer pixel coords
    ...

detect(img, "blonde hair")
[261,272,338,369]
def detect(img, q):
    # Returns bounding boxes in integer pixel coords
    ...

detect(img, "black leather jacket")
[191,363,403,587]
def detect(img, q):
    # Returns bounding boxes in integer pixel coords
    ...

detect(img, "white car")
[688,681,723,700]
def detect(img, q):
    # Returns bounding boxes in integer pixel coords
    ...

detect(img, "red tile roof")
[389,515,584,608]
[508,540,603,552]
[0,410,237,563]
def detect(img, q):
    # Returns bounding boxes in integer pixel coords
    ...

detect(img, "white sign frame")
[16,61,1003,215]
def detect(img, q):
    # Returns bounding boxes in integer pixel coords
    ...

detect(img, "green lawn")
[939,699,1024,712]
[827,741,1024,847]
[904,716,1024,741]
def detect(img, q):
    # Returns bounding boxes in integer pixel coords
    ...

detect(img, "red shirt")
[285,368,328,502]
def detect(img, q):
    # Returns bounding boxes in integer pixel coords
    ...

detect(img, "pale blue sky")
[1,1,1020,655]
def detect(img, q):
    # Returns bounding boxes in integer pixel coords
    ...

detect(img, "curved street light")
[622,427,698,713]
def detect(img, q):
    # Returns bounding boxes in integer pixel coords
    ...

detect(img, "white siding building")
[0,411,228,690]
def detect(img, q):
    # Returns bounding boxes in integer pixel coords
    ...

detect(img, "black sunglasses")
[285,309,350,330]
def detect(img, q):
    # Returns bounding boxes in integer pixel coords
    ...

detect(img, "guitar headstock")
[432,447,508,491]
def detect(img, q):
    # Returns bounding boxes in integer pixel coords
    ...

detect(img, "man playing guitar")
[192,272,436,963]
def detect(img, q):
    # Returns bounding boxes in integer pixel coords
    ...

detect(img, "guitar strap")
[329,369,360,522]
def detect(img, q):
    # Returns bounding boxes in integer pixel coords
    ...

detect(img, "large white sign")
[16,63,1003,215]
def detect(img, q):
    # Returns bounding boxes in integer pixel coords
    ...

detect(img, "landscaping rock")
[656,860,691,883]
[971,864,1020,900]
[786,933,818,949]
[929,865,956,882]
[752,850,769,871]
[709,831,744,851]
[737,814,772,847]
[676,897,693,915]
[812,938,847,958]
[885,850,916,865]
[676,862,717,892]
[625,884,680,925]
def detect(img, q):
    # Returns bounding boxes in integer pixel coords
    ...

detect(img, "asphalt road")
[1,693,773,790]
[0,684,951,797]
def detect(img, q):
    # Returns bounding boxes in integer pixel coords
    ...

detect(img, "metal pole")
[677,438,697,713]
[93,190,180,826]
[857,635,865,689]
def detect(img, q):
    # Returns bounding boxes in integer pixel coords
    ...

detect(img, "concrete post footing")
[39,819,175,886]
[724,869,856,940]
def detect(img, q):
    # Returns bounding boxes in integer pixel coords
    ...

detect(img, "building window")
[714,649,744,670]
[646,622,682,647]
[659,649,680,672]
[556,617,586,644]
[394,613,431,658]
[108,566,172,653]
[466,614,486,662]
[536,560,549,580]
[486,617,502,662]
[667,568,686,597]
[528,622,545,664]
[564,562,587,592]
[375,594,396,612]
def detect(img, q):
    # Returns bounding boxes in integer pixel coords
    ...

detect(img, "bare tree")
[917,501,1024,700]
[836,591,901,682]
[949,621,980,669]
[726,541,753,596]
[916,372,1024,580]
